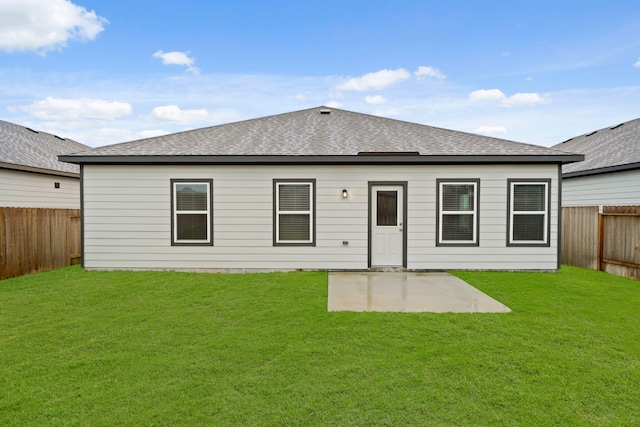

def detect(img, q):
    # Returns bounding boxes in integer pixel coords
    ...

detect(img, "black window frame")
[436,178,480,247]
[273,179,316,247]
[170,179,213,246]
[507,178,551,247]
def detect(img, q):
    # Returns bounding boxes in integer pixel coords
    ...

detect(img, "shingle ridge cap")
[0,118,86,146]
[328,106,571,153]
[77,106,329,154]
[555,116,640,145]
[67,105,572,156]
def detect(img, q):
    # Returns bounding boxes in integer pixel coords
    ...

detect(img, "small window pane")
[513,184,545,211]
[377,191,397,226]
[443,185,474,211]
[513,215,544,241]
[442,214,474,241]
[176,184,208,211]
[279,184,310,211]
[177,214,207,240]
[279,214,310,241]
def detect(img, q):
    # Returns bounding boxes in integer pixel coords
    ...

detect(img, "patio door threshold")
[369,266,405,272]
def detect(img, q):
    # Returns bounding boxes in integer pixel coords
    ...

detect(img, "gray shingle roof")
[0,119,88,175]
[553,117,640,176]
[62,106,580,163]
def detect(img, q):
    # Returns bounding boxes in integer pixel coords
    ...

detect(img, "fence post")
[598,213,604,271]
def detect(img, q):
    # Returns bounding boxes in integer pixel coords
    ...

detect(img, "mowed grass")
[1,266,639,426]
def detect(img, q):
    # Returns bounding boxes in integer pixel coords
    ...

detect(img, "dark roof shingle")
[553,117,640,176]
[62,106,581,163]
[0,119,88,175]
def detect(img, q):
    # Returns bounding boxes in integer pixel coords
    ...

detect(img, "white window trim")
[508,181,549,245]
[437,180,479,245]
[172,180,212,245]
[274,180,314,245]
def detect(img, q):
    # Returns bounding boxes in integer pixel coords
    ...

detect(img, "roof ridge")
[0,118,88,174]
[60,106,582,163]
[573,116,640,140]
[554,116,640,175]
[88,106,329,150]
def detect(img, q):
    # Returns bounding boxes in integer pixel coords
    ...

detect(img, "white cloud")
[0,0,107,53]
[502,92,549,106]
[469,89,506,102]
[475,125,507,135]
[414,66,446,80]
[337,68,411,91]
[149,105,237,125]
[634,58,640,68]
[149,105,208,123]
[469,89,549,106]
[365,95,387,105]
[139,130,171,139]
[37,125,135,147]
[5,68,638,149]
[84,127,135,144]
[153,50,199,74]
[325,101,342,108]
[19,97,132,120]
[373,108,402,117]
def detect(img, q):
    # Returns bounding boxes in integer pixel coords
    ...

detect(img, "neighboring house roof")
[553,117,640,178]
[60,106,583,165]
[0,119,88,177]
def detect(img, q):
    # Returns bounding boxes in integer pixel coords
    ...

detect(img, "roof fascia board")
[562,161,640,179]
[59,154,585,165]
[0,161,79,178]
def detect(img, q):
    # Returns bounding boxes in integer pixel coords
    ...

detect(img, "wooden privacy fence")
[562,206,640,280]
[0,208,81,280]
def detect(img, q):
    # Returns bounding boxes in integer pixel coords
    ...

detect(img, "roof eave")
[59,154,584,165]
[562,161,640,179]
[0,161,80,178]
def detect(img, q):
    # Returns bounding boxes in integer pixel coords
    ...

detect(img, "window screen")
[274,181,315,245]
[508,181,549,245]
[171,180,212,245]
[437,181,479,245]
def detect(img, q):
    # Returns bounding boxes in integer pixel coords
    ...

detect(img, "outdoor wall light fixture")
[342,189,348,198]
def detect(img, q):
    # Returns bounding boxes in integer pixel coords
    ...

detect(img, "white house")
[0,119,88,209]
[60,106,583,272]
[553,117,640,207]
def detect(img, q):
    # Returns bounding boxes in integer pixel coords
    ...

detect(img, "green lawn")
[1,266,638,426]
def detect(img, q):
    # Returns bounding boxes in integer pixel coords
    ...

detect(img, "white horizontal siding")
[562,169,640,206]
[0,168,80,208]
[406,166,558,270]
[82,164,559,271]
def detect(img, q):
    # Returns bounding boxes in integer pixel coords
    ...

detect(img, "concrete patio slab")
[328,272,511,313]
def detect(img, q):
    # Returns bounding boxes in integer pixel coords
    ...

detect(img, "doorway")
[369,183,407,268]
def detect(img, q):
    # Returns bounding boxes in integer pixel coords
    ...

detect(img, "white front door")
[371,185,404,267]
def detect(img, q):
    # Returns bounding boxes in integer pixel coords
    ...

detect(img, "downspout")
[80,164,85,269]
[557,164,562,270]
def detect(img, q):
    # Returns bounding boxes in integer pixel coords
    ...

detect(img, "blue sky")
[1,0,640,147]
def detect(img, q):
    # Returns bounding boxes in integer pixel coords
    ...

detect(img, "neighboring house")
[0,119,88,208]
[553,117,640,207]
[60,106,582,272]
